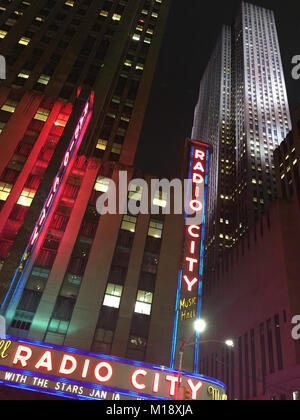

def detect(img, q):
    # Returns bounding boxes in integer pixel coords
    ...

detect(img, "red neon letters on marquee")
[29,100,90,250]
[183,146,207,293]
[11,344,203,400]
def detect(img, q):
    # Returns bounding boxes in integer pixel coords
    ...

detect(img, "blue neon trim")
[170,270,183,369]
[194,150,210,374]
[171,146,195,365]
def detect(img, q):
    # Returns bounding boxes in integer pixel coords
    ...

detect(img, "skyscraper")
[192,2,292,273]
[190,2,299,400]
[0,0,203,400]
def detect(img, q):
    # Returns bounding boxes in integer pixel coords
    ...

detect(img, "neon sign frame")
[0,335,226,400]
[171,140,210,374]
[1,92,94,317]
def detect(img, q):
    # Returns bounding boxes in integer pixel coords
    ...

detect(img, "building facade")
[198,107,300,400]
[0,0,191,379]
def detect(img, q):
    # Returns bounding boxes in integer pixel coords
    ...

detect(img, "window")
[0,182,13,201]
[103,283,123,309]
[111,142,122,155]
[134,290,153,316]
[148,219,163,239]
[96,139,108,151]
[121,215,137,233]
[17,188,35,207]
[18,70,31,79]
[112,13,121,21]
[19,36,31,46]
[37,74,50,86]
[34,108,50,122]
[1,100,18,113]
[26,266,50,293]
[0,30,8,38]
[128,335,147,352]
[60,273,82,299]
[153,190,167,208]
[94,176,110,193]
[92,328,113,354]
[128,183,143,201]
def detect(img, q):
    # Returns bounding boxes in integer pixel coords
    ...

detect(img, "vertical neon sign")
[171,140,210,374]
[1,92,94,317]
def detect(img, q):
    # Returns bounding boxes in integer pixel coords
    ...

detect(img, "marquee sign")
[0,336,226,400]
[1,92,94,316]
[171,140,210,373]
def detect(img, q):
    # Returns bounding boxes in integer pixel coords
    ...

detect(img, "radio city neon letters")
[12,343,203,400]
[29,99,90,250]
[183,145,208,293]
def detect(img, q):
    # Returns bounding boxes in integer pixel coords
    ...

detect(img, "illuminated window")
[94,176,110,193]
[17,188,36,207]
[18,36,31,46]
[1,100,18,113]
[48,319,69,335]
[37,74,50,85]
[134,291,153,316]
[153,191,167,208]
[65,0,74,6]
[0,30,7,39]
[34,108,50,122]
[18,70,31,79]
[112,13,121,21]
[0,182,13,201]
[96,139,108,151]
[54,112,69,127]
[121,215,137,233]
[148,219,163,239]
[100,10,108,17]
[103,283,123,309]
[128,184,143,201]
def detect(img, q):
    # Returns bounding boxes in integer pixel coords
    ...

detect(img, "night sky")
[134,0,300,177]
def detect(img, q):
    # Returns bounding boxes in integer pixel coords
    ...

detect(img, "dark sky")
[134,0,300,177]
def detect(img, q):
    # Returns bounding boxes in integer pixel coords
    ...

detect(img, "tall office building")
[0,0,206,400]
[190,1,299,400]
[191,25,234,269]
[192,2,292,271]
